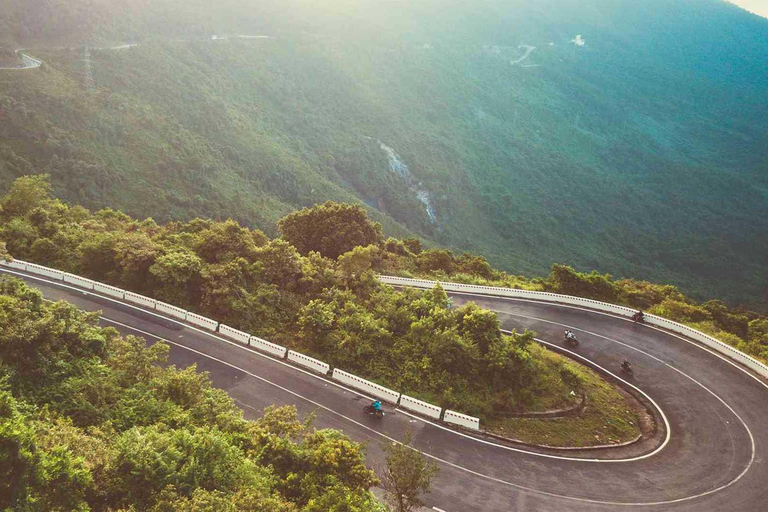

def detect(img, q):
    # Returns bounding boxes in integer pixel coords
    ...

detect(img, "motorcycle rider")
[371,400,382,412]
[633,310,645,322]
[564,330,576,341]
[621,359,632,372]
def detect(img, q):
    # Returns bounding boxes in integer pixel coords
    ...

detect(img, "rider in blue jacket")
[372,400,382,411]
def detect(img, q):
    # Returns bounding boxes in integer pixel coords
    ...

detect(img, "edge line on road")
[1,268,760,506]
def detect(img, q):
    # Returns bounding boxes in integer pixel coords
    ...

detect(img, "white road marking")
[0,268,761,506]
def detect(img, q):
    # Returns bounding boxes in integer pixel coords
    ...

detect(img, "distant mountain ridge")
[0,0,766,306]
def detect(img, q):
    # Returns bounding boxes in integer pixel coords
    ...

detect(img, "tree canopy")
[278,202,383,260]
[2,175,765,419]
[0,277,384,511]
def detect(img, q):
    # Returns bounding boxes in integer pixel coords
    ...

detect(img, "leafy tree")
[0,278,384,510]
[0,217,38,257]
[457,254,494,279]
[194,219,267,264]
[77,232,121,281]
[0,174,53,219]
[150,249,203,306]
[278,202,383,259]
[380,432,439,512]
[456,302,502,354]
[0,390,92,511]
[546,264,620,303]
[253,239,304,290]
[748,319,768,346]
[417,249,455,274]
[702,300,749,339]
[338,244,379,279]
[401,238,423,255]
[114,232,160,291]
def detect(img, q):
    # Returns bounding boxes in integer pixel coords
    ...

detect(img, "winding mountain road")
[0,50,42,69]
[0,36,271,72]
[1,267,766,511]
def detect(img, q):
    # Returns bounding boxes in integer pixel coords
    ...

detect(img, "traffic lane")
[480,293,768,467]
[0,271,440,442]
[451,292,765,451]
[493,306,749,471]
[157,330,761,512]
[447,294,758,495]
[2,271,761,507]
[101,316,569,511]
[450,293,768,402]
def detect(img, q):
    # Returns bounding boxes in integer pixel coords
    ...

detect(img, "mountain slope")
[0,0,766,305]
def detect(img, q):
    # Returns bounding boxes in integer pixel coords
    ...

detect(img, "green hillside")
[0,277,384,511]
[1,0,766,306]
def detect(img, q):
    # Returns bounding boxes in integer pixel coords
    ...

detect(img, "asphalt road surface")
[2,267,766,511]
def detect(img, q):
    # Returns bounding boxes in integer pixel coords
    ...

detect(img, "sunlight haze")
[730,0,768,18]
[1,1,768,511]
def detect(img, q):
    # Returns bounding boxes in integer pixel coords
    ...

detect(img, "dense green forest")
[0,277,385,511]
[1,174,766,426]
[1,0,766,306]
[0,176,601,422]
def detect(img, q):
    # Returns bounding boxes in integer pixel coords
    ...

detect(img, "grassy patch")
[484,349,642,447]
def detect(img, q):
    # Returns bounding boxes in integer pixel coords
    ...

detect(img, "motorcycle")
[363,405,384,418]
[565,335,579,347]
[632,312,645,324]
[621,363,635,377]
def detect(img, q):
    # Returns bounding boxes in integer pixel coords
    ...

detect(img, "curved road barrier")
[219,324,251,345]
[185,311,219,331]
[63,273,95,290]
[25,261,64,280]
[380,275,768,379]
[156,301,188,320]
[399,394,442,419]
[124,290,157,309]
[2,260,27,271]
[444,409,481,430]
[287,350,330,375]
[250,336,288,358]
[93,281,125,300]
[332,368,401,404]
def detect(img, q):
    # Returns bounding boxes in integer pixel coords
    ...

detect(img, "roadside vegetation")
[1,0,767,307]
[381,251,768,364]
[0,176,641,439]
[0,277,385,511]
[2,176,762,445]
[484,347,643,447]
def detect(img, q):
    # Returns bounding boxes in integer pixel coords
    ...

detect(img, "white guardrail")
[219,324,250,345]
[287,350,330,375]
[25,261,64,280]
[1,259,26,271]
[185,311,219,331]
[94,282,125,300]
[332,368,401,404]
[444,409,480,430]
[0,259,492,428]
[63,273,95,290]
[156,301,187,320]
[399,394,442,419]
[124,290,157,309]
[379,275,768,380]
[250,336,288,359]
